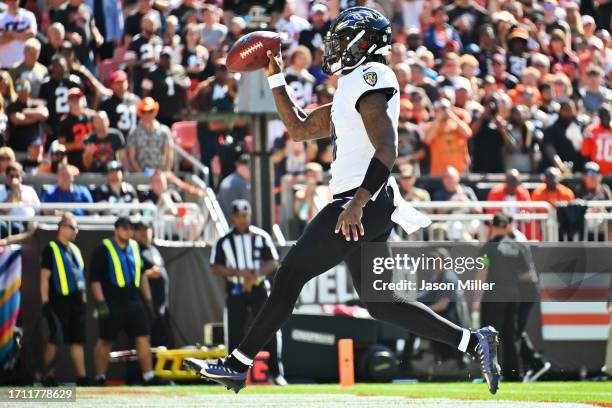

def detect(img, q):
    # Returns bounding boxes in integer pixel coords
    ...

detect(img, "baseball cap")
[108,70,127,84]
[232,199,251,214]
[68,87,84,98]
[310,3,328,15]
[582,15,595,26]
[584,161,601,175]
[510,27,529,41]
[106,160,123,173]
[133,219,152,230]
[236,154,251,166]
[114,216,133,229]
[406,26,421,37]
[492,53,505,65]
[160,47,173,58]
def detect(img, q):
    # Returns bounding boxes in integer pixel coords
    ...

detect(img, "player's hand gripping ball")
[226,31,281,72]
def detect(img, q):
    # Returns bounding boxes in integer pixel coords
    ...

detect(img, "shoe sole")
[182,359,246,394]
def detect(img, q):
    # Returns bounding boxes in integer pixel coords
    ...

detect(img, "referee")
[211,200,286,385]
[40,213,89,386]
[90,217,168,386]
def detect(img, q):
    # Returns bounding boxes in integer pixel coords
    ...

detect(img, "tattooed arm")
[265,51,331,142]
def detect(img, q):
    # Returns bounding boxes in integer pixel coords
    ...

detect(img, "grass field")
[2,382,610,407]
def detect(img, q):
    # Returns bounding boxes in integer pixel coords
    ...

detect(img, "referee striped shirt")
[211,226,279,292]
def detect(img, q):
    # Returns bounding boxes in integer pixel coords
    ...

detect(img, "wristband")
[267,73,286,89]
[360,157,390,196]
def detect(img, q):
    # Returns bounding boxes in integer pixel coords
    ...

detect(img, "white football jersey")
[329,62,400,195]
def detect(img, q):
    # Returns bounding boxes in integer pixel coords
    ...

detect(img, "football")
[226,31,281,73]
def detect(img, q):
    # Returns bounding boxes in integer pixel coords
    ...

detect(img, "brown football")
[226,31,281,73]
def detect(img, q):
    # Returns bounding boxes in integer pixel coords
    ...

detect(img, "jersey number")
[165,77,175,96]
[595,138,612,162]
[55,87,69,114]
[116,104,136,131]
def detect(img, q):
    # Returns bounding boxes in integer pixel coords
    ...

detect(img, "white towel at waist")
[387,176,432,235]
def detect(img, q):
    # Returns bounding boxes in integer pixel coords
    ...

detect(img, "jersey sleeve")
[581,127,595,158]
[210,238,226,266]
[351,63,399,112]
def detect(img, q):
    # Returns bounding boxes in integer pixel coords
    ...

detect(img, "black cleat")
[183,358,247,394]
[474,326,502,394]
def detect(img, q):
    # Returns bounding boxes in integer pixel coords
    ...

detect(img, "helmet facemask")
[322,27,392,75]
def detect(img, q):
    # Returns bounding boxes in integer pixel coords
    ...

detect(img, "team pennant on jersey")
[363,72,377,86]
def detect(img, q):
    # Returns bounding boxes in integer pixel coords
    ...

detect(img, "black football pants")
[238,185,464,359]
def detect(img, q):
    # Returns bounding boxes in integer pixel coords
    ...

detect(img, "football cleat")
[474,326,501,394]
[183,358,247,394]
[524,361,551,383]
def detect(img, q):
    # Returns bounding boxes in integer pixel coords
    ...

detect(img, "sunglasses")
[6,172,20,178]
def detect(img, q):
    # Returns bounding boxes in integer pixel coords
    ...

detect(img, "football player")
[185,7,501,394]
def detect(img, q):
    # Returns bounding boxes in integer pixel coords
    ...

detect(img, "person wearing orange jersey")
[581,104,612,175]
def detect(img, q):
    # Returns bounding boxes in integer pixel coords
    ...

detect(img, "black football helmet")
[322,7,392,75]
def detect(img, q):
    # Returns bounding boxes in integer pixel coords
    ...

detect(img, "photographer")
[471,95,516,173]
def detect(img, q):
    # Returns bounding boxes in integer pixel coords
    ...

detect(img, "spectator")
[142,170,182,215]
[580,65,611,115]
[9,38,47,98]
[471,95,515,173]
[180,24,208,81]
[531,166,575,207]
[424,98,472,176]
[200,4,227,52]
[504,105,543,173]
[407,88,432,125]
[222,16,245,49]
[486,169,531,214]
[298,3,330,54]
[141,47,189,126]
[423,6,462,59]
[432,165,481,240]
[506,27,531,79]
[20,141,43,174]
[41,163,93,215]
[190,60,237,113]
[433,166,480,209]
[398,163,431,203]
[0,147,16,174]
[38,56,83,142]
[541,98,585,173]
[83,111,126,172]
[57,87,94,169]
[275,0,310,50]
[38,23,66,68]
[64,38,111,105]
[396,99,426,174]
[97,70,139,140]
[475,25,502,78]
[492,53,519,90]
[37,141,80,175]
[52,0,104,71]
[0,0,37,70]
[6,79,48,155]
[390,43,408,66]
[581,104,612,175]
[93,161,139,215]
[409,60,438,102]
[87,0,124,60]
[284,45,315,109]
[170,0,198,27]
[547,29,578,82]
[0,161,39,237]
[0,70,16,104]
[163,15,180,49]
[445,0,489,47]
[217,154,250,221]
[125,13,163,96]
[393,62,411,98]
[293,162,331,229]
[578,161,612,201]
[123,0,162,43]
[127,97,173,172]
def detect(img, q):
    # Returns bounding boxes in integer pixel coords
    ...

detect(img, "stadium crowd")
[0,0,609,238]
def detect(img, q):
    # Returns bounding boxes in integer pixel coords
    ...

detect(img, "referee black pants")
[226,285,282,377]
[238,185,464,359]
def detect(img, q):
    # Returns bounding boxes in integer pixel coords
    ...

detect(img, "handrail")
[191,174,230,236]
[172,141,210,182]
[410,200,554,211]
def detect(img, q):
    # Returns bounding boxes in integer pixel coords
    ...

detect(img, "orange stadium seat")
[172,121,201,169]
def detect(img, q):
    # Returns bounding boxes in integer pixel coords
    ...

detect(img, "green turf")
[133,382,612,404]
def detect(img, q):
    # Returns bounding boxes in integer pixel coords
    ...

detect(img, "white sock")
[95,374,106,381]
[142,370,154,381]
[231,349,253,366]
[457,328,471,353]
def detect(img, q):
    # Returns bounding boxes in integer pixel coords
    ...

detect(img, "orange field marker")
[338,338,354,387]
